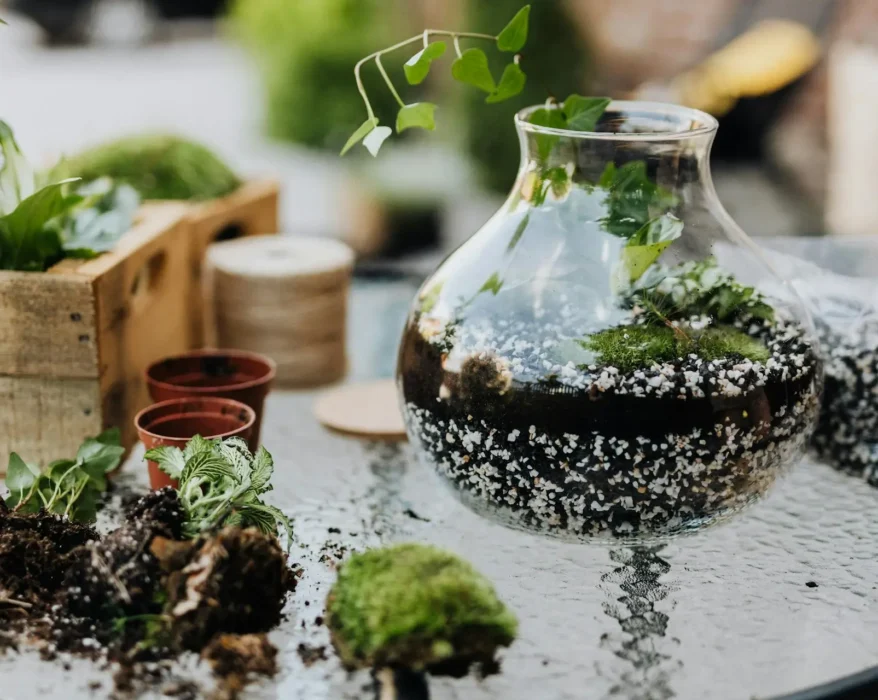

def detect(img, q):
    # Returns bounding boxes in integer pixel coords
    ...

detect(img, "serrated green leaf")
[527,107,566,162]
[6,452,38,492]
[340,118,379,157]
[404,41,447,85]
[479,272,504,296]
[182,451,237,485]
[497,5,530,52]
[563,95,611,132]
[363,126,392,157]
[486,63,527,104]
[145,445,186,480]
[396,102,437,133]
[183,435,217,462]
[218,438,252,481]
[250,447,274,494]
[451,48,495,93]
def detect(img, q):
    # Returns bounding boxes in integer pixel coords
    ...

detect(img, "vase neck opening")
[511,101,719,212]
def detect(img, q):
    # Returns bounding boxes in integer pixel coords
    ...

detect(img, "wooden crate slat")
[0,272,98,378]
[0,375,103,466]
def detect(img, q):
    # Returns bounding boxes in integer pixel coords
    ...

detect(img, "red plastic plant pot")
[134,397,256,490]
[145,349,275,452]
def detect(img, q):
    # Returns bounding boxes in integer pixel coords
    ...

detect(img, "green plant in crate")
[4,429,124,522]
[229,0,402,151]
[51,135,241,201]
[0,122,140,271]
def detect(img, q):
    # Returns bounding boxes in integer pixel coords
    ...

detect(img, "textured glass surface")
[0,278,874,699]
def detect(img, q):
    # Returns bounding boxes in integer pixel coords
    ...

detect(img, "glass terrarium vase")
[397,101,823,542]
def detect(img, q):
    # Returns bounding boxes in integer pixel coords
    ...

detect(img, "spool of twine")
[204,235,354,387]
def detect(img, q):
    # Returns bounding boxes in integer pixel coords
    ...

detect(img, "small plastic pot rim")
[134,396,256,443]
[145,349,277,395]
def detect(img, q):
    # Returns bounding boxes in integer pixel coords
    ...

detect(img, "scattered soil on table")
[296,642,328,667]
[0,489,297,696]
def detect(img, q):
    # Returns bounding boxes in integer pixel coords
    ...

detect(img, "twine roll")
[205,235,354,387]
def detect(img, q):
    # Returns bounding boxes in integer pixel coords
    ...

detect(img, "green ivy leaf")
[497,5,530,52]
[363,126,393,156]
[6,453,38,493]
[397,102,437,133]
[340,118,379,156]
[507,212,530,251]
[486,63,527,104]
[621,215,683,283]
[96,427,122,446]
[77,439,125,474]
[451,48,496,93]
[527,108,566,162]
[145,445,186,480]
[479,272,504,296]
[404,41,447,85]
[563,95,611,132]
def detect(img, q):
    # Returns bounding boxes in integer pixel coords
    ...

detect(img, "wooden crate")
[185,179,280,348]
[0,203,193,469]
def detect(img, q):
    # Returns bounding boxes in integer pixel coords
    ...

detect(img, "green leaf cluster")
[527,95,611,162]
[580,323,770,373]
[327,543,518,670]
[4,429,124,522]
[631,257,775,325]
[342,6,531,157]
[145,436,292,542]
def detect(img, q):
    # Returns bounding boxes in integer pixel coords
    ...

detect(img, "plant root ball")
[326,543,517,676]
[152,527,295,650]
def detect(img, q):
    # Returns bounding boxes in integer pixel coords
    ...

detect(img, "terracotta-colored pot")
[135,397,255,489]
[145,349,275,451]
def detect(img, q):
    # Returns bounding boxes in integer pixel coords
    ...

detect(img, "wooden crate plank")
[0,375,103,469]
[0,271,98,378]
[94,204,194,449]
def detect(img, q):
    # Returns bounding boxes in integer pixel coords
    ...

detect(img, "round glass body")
[397,101,823,542]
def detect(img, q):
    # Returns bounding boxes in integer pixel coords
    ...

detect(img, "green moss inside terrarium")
[326,544,517,672]
[581,324,771,373]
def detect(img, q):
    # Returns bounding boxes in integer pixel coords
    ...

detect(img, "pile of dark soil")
[0,490,296,695]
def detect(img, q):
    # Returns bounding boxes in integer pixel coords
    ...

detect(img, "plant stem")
[375,55,405,109]
[453,35,463,58]
[0,596,32,609]
[354,30,497,120]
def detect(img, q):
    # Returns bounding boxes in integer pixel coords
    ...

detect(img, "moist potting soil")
[0,489,296,696]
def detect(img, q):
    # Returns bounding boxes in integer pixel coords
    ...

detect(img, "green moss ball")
[326,543,518,673]
[53,135,241,201]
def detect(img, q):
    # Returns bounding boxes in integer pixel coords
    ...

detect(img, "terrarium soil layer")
[400,324,820,538]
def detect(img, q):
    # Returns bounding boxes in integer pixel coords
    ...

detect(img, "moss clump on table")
[326,543,517,673]
[53,135,241,201]
[581,324,771,373]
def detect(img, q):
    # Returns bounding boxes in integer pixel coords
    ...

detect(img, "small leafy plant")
[343,5,532,156]
[4,429,125,522]
[146,436,292,542]
[0,122,139,271]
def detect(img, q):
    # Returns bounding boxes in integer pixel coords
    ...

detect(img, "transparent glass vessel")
[397,101,823,541]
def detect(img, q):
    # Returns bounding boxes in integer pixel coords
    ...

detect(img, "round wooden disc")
[313,379,406,441]
[207,235,354,282]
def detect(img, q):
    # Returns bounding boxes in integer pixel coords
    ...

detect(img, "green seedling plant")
[146,436,292,542]
[342,5,532,156]
[4,429,125,522]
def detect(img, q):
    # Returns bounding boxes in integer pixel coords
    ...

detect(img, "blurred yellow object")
[635,19,821,117]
